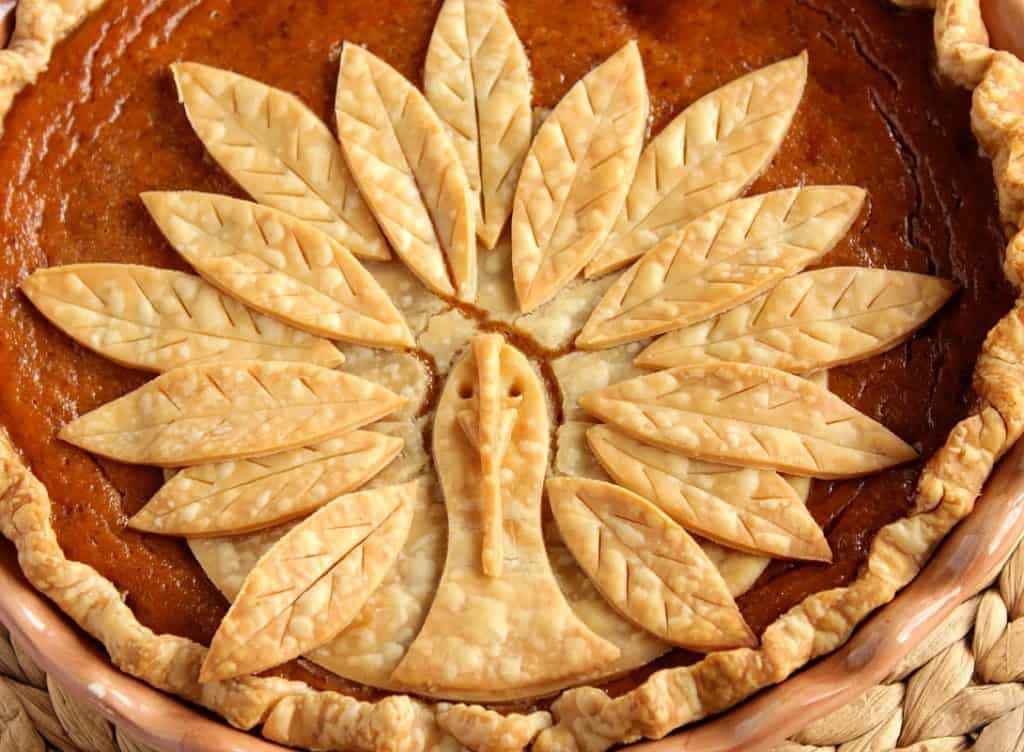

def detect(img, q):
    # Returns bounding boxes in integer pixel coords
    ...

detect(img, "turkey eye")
[508,385,522,398]
[459,384,474,399]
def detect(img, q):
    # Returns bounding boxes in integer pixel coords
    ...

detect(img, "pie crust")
[1,2,1024,752]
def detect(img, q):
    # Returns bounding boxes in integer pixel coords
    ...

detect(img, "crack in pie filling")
[3,0,1024,750]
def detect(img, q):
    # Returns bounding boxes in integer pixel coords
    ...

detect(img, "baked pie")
[2,1,1024,750]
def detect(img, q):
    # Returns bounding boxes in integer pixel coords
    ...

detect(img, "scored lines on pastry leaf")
[141,191,415,350]
[576,186,867,350]
[59,361,406,467]
[511,40,649,313]
[585,52,809,279]
[635,267,959,372]
[546,476,756,651]
[335,42,478,303]
[20,264,345,371]
[199,481,418,683]
[586,424,831,561]
[580,362,918,479]
[425,0,533,250]
[129,431,404,537]
[172,61,391,261]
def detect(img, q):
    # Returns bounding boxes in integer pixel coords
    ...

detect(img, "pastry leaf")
[190,522,300,602]
[546,477,755,650]
[425,0,533,249]
[172,62,390,261]
[511,42,648,312]
[60,361,405,466]
[587,425,830,561]
[129,430,403,536]
[20,264,343,372]
[142,192,414,349]
[199,481,418,682]
[636,267,958,372]
[580,362,917,478]
[586,53,808,278]
[335,43,477,301]
[576,186,866,349]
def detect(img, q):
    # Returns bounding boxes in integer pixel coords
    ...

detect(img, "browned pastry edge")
[2,1,1024,751]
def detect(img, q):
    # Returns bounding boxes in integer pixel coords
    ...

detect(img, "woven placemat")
[0,626,154,752]
[0,528,1022,752]
[771,530,1024,752]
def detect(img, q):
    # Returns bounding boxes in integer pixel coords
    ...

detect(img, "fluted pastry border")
[2,1,1024,751]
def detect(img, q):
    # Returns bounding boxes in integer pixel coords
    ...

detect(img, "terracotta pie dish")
[4,1,1024,751]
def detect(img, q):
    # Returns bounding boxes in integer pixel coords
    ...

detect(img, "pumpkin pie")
[2,1,1024,750]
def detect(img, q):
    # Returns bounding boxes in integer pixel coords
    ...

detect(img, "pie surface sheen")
[1,1,1024,752]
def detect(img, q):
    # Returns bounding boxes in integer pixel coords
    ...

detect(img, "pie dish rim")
[2,1,1024,750]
